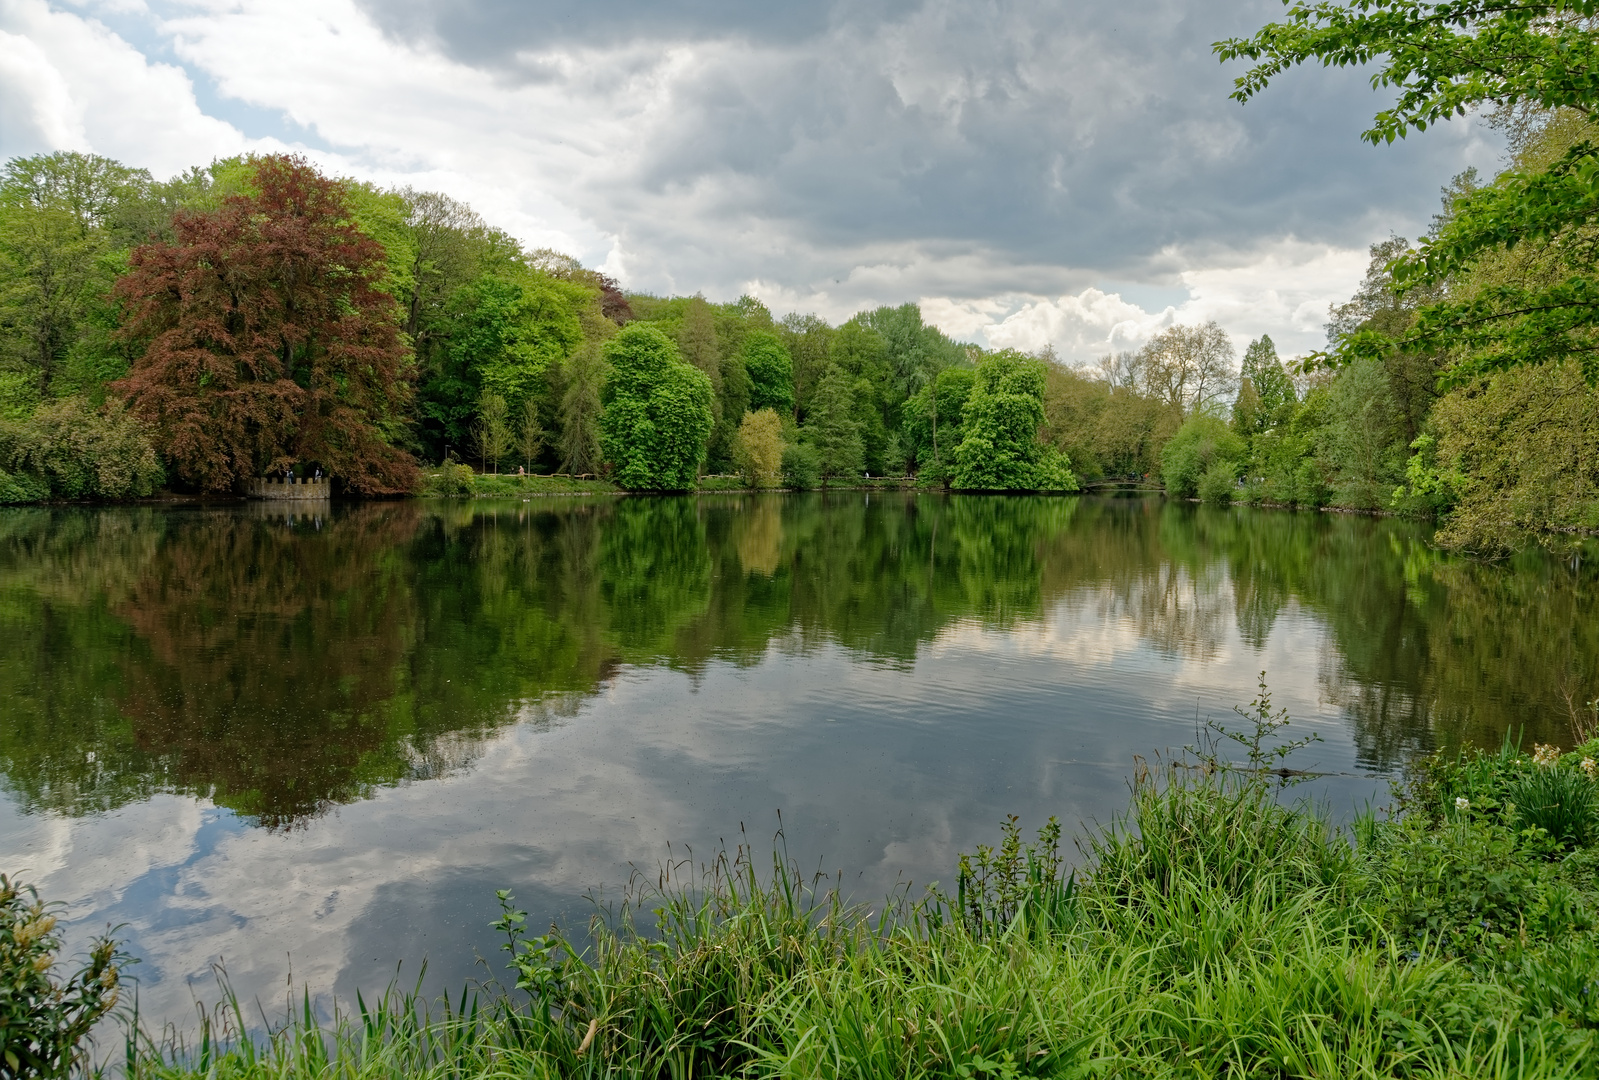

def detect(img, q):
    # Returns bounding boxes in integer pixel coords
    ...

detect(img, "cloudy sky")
[2,0,1501,361]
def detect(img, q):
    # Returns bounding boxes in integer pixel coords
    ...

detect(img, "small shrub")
[1196,459,1237,505]
[1,875,128,1077]
[426,462,477,497]
[1508,765,1599,848]
[780,443,819,490]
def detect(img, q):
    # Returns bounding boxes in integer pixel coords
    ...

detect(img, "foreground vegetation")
[59,695,1596,1078]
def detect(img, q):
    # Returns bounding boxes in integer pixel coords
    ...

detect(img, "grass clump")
[117,693,1599,1078]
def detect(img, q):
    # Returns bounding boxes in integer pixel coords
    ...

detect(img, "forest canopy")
[0,152,1086,498]
[1,130,1597,549]
[1215,0,1599,550]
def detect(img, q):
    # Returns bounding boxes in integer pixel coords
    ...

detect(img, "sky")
[0,0,1503,362]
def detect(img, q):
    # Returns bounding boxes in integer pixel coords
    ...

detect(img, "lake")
[1,493,1593,1033]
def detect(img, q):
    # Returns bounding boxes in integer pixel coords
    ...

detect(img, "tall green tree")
[903,366,976,474]
[0,153,152,407]
[741,330,794,415]
[1218,1,1599,381]
[676,296,722,393]
[802,363,865,482]
[516,396,546,472]
[559,342,605,475]
[456,274,586,405]
[829,319,893,470]
[1240,335,1297,430]
[395,189,533,460]
[473,390,513,473]
[773,313,830,418]
[1042,362,1178,480]
[599,324,713,490]
[862,303,965,428]
[951,350,1077,491]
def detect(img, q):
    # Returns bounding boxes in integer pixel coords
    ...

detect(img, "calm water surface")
[1,494,1593,1031]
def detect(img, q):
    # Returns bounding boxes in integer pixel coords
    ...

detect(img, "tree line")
[5,54,1599,555]
[0,152,1084,500]
[1210,0,1599,553]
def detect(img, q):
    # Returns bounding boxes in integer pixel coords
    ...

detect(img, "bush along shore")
[418,465,946,498]
[21,691,1599,1079]
[19,144,1599,549]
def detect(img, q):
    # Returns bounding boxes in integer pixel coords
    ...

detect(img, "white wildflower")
[1455,797,1470,812]
[1532,744,1561,768]
[1582,757,1597,780]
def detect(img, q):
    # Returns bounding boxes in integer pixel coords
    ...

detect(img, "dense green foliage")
[1214,3,1599,547]
[739,331,793,416]
[598,325,714,491]
[1,874,127,1078]
[116,718,1599,1079]
[950,351,1077,491]
[3,120,1594,538]
[1220,0,1599,379]
[0,151,1079,499]
[1161,414,1245,500]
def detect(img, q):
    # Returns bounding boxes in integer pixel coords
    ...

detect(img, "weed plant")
[112,694,1599,1079]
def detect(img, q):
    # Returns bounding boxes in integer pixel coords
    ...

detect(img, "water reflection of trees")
[1122,504,1599,765]
[1,494,1593,825]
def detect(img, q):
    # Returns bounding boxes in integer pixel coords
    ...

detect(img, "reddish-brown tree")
[114,155,419,494]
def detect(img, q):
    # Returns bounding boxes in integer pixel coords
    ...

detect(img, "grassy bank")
[420,467,941,498]
[112,713,1599,1080]
[420,466,621,497]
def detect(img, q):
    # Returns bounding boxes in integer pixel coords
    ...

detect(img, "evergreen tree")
[1231,376,1262,440]
[1240,335,1296,430]
[803,364,864,481]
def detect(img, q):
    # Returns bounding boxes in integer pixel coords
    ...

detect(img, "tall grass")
[125,730,1599,1079]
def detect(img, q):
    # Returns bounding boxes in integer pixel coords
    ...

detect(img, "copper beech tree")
[114,155,418,494]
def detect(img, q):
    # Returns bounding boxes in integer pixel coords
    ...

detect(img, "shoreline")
[100,736,1599,1078]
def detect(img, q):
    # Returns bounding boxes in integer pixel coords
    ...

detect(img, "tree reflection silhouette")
[1,496,1593,826]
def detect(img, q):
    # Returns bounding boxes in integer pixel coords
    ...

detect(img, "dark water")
[1,494,1594,1030]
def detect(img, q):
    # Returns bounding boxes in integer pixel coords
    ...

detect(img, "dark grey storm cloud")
[438,0,1491,297]
[3,0,1499,353]
[359,0,923,57]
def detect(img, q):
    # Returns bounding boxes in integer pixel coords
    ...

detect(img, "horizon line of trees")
[0,151,1093,500]
[2,133,1596,551]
